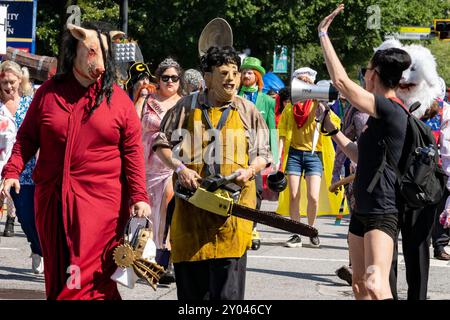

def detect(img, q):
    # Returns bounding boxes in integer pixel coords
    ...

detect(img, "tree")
[35,0,449,84]
[425,39,450,85]
[36,0,120,56]
[128,0,450,82]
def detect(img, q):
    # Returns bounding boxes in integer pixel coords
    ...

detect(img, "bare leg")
[158,181,174,250]
[364,230,395,300]
[288,174,302,222]
[305,175,321,227]
[348,231,371,299]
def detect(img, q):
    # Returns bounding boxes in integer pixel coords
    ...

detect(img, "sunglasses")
[161,75,180,83]
[361,67,379,77]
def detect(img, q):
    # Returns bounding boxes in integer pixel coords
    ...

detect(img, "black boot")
[159,262,175,285]
[3,216,15,237]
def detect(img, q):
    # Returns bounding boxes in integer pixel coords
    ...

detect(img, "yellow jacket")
[276,102,348,216]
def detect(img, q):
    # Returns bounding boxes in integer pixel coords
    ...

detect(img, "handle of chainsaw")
[225,171,242,182]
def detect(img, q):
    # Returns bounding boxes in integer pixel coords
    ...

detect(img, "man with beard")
[153,46,272,300]
[238,56,278,250]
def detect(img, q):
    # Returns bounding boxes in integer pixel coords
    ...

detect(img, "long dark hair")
[55,21,116,116]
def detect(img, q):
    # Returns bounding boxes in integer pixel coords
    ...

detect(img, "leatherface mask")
[204,63,240,103]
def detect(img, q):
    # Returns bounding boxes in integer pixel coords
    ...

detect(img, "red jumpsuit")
[2,73,148,300]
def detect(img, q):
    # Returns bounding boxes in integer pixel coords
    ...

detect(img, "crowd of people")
[0,5,449,300]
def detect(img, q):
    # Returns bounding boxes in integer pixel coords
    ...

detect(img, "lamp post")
[120,0,128,36]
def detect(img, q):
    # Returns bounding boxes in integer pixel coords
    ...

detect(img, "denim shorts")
[285,147,323,177]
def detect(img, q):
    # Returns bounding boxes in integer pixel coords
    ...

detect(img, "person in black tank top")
[317,4,411,300]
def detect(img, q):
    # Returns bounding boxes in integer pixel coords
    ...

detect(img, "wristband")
[324,128,339,136]
[319,31,328,38]
[175,164,186,174]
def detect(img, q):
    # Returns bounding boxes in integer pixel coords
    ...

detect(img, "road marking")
[398,257,450,268]
[249,255,348,263]
[249,255,450,268]
[0,248,19,251]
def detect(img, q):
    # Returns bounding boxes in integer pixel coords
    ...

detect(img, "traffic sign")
[0,6,6,54]
[0,0,37,53]
[395,32,433,40]
[389,26,434,40]
[273,45,288,74]
[434,19,450,41]
[399,26,431,33]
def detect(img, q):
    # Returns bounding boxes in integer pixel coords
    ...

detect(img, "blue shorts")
[285,147,323,177]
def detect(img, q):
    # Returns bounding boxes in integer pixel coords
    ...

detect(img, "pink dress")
[141,95,174,248]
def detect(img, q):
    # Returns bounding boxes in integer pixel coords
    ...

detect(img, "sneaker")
[3,216,15,237]
[434,250,450,261]
[308,236,320,248]
[284,234,302,248]
[31,253,44,274]
[335,265,352,286]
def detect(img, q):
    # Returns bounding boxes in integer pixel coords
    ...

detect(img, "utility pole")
[290,46,295,77]
[120,0,128,36]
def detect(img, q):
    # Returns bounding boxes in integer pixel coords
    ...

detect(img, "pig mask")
[67,23,124,87]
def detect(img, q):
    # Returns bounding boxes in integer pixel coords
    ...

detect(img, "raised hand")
[318,4,345,34]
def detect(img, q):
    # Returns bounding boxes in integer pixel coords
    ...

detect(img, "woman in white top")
[0,60,43,274]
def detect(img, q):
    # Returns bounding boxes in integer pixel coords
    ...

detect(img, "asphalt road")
[0,200,449,300]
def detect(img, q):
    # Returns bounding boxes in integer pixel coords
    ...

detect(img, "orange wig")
[134,83,157,104]
[253,70,264,92]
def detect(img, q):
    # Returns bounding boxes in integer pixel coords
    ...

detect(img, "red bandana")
[293,100,314,128]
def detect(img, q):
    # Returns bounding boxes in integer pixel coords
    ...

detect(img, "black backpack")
[367,99,447,209]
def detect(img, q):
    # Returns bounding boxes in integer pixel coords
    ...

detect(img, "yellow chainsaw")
[174,171,318,237]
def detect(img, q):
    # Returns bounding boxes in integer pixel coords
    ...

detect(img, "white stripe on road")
[249,255,450,268]
[0,247,19,251]
[249,255,348,263]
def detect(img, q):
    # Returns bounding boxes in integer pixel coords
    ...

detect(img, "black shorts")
[349,213,398,241]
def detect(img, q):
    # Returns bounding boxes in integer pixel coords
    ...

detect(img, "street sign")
[399,26,431,33]
[0,0,37,53]
[0,6,6,54]
[395,32,433,40]
[273,45,288,74]
[389,26,433,40]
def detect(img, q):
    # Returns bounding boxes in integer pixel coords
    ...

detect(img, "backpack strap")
[388,97,409,113]
[367,98,409,193]
[384,144,404,179]
[366,139,404,193]
[366,141,388,193]
[409,101,422,113]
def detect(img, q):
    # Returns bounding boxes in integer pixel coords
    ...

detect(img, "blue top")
[15,95,35,185]
[242,91,258,105]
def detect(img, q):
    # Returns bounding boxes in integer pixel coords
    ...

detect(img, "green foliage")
[36,0,120,57]
[425,39,450,85]
[35,0,450,85]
